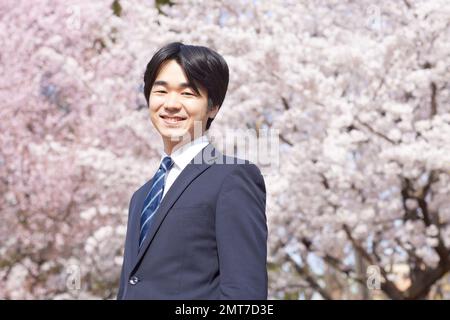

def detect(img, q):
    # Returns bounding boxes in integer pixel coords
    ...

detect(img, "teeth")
[164,117,184,122]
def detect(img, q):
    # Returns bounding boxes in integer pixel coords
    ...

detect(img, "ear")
[208,105,219,119]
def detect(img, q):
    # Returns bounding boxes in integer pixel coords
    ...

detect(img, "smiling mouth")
[160,115,187,124]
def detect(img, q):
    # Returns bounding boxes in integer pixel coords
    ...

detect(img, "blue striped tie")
[139,156,174,247]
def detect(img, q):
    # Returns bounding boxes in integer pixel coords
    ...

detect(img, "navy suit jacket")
[117,144,267,299]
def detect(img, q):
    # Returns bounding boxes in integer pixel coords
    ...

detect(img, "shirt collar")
[160,135,210,171]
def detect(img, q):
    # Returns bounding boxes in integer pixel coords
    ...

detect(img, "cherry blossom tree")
[1,0,449,299]
[0,0,165,299]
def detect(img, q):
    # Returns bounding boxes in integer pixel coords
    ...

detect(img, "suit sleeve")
[117,191,137,300]
[215,163,268,299]
[117,257,126,300]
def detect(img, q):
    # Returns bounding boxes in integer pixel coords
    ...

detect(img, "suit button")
[129,276,139,285]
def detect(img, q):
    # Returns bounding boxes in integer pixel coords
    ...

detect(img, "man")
[117,42,267,299]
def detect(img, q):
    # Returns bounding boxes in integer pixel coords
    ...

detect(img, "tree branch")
[355,117,397,145]
[343,224,405,299]
[284,252,333,300]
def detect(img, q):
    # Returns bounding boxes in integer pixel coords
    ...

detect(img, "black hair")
[143,42,229,130]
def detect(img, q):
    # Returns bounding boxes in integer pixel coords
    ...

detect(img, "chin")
[161,128,190,141]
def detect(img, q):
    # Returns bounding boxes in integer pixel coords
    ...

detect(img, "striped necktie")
[139,156,174,247]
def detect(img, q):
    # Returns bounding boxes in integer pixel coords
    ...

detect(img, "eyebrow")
[153,80,193,89]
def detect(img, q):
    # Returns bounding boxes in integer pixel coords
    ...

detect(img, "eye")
[182,92,195,96]
[154,90,167,94]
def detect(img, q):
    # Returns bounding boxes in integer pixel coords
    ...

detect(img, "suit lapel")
[126,178,153,268]
[130,144,219,274]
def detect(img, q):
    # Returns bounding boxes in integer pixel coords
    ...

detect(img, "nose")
[163,93,182,111]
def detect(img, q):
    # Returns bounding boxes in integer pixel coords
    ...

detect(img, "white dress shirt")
[159,135,210,199]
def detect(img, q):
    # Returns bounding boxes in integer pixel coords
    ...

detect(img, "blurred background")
[1,0,450,299]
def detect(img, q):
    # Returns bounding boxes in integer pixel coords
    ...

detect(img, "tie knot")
[160,156,174,172]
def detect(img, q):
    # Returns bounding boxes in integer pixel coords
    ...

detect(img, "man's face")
[149,60,218,146]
